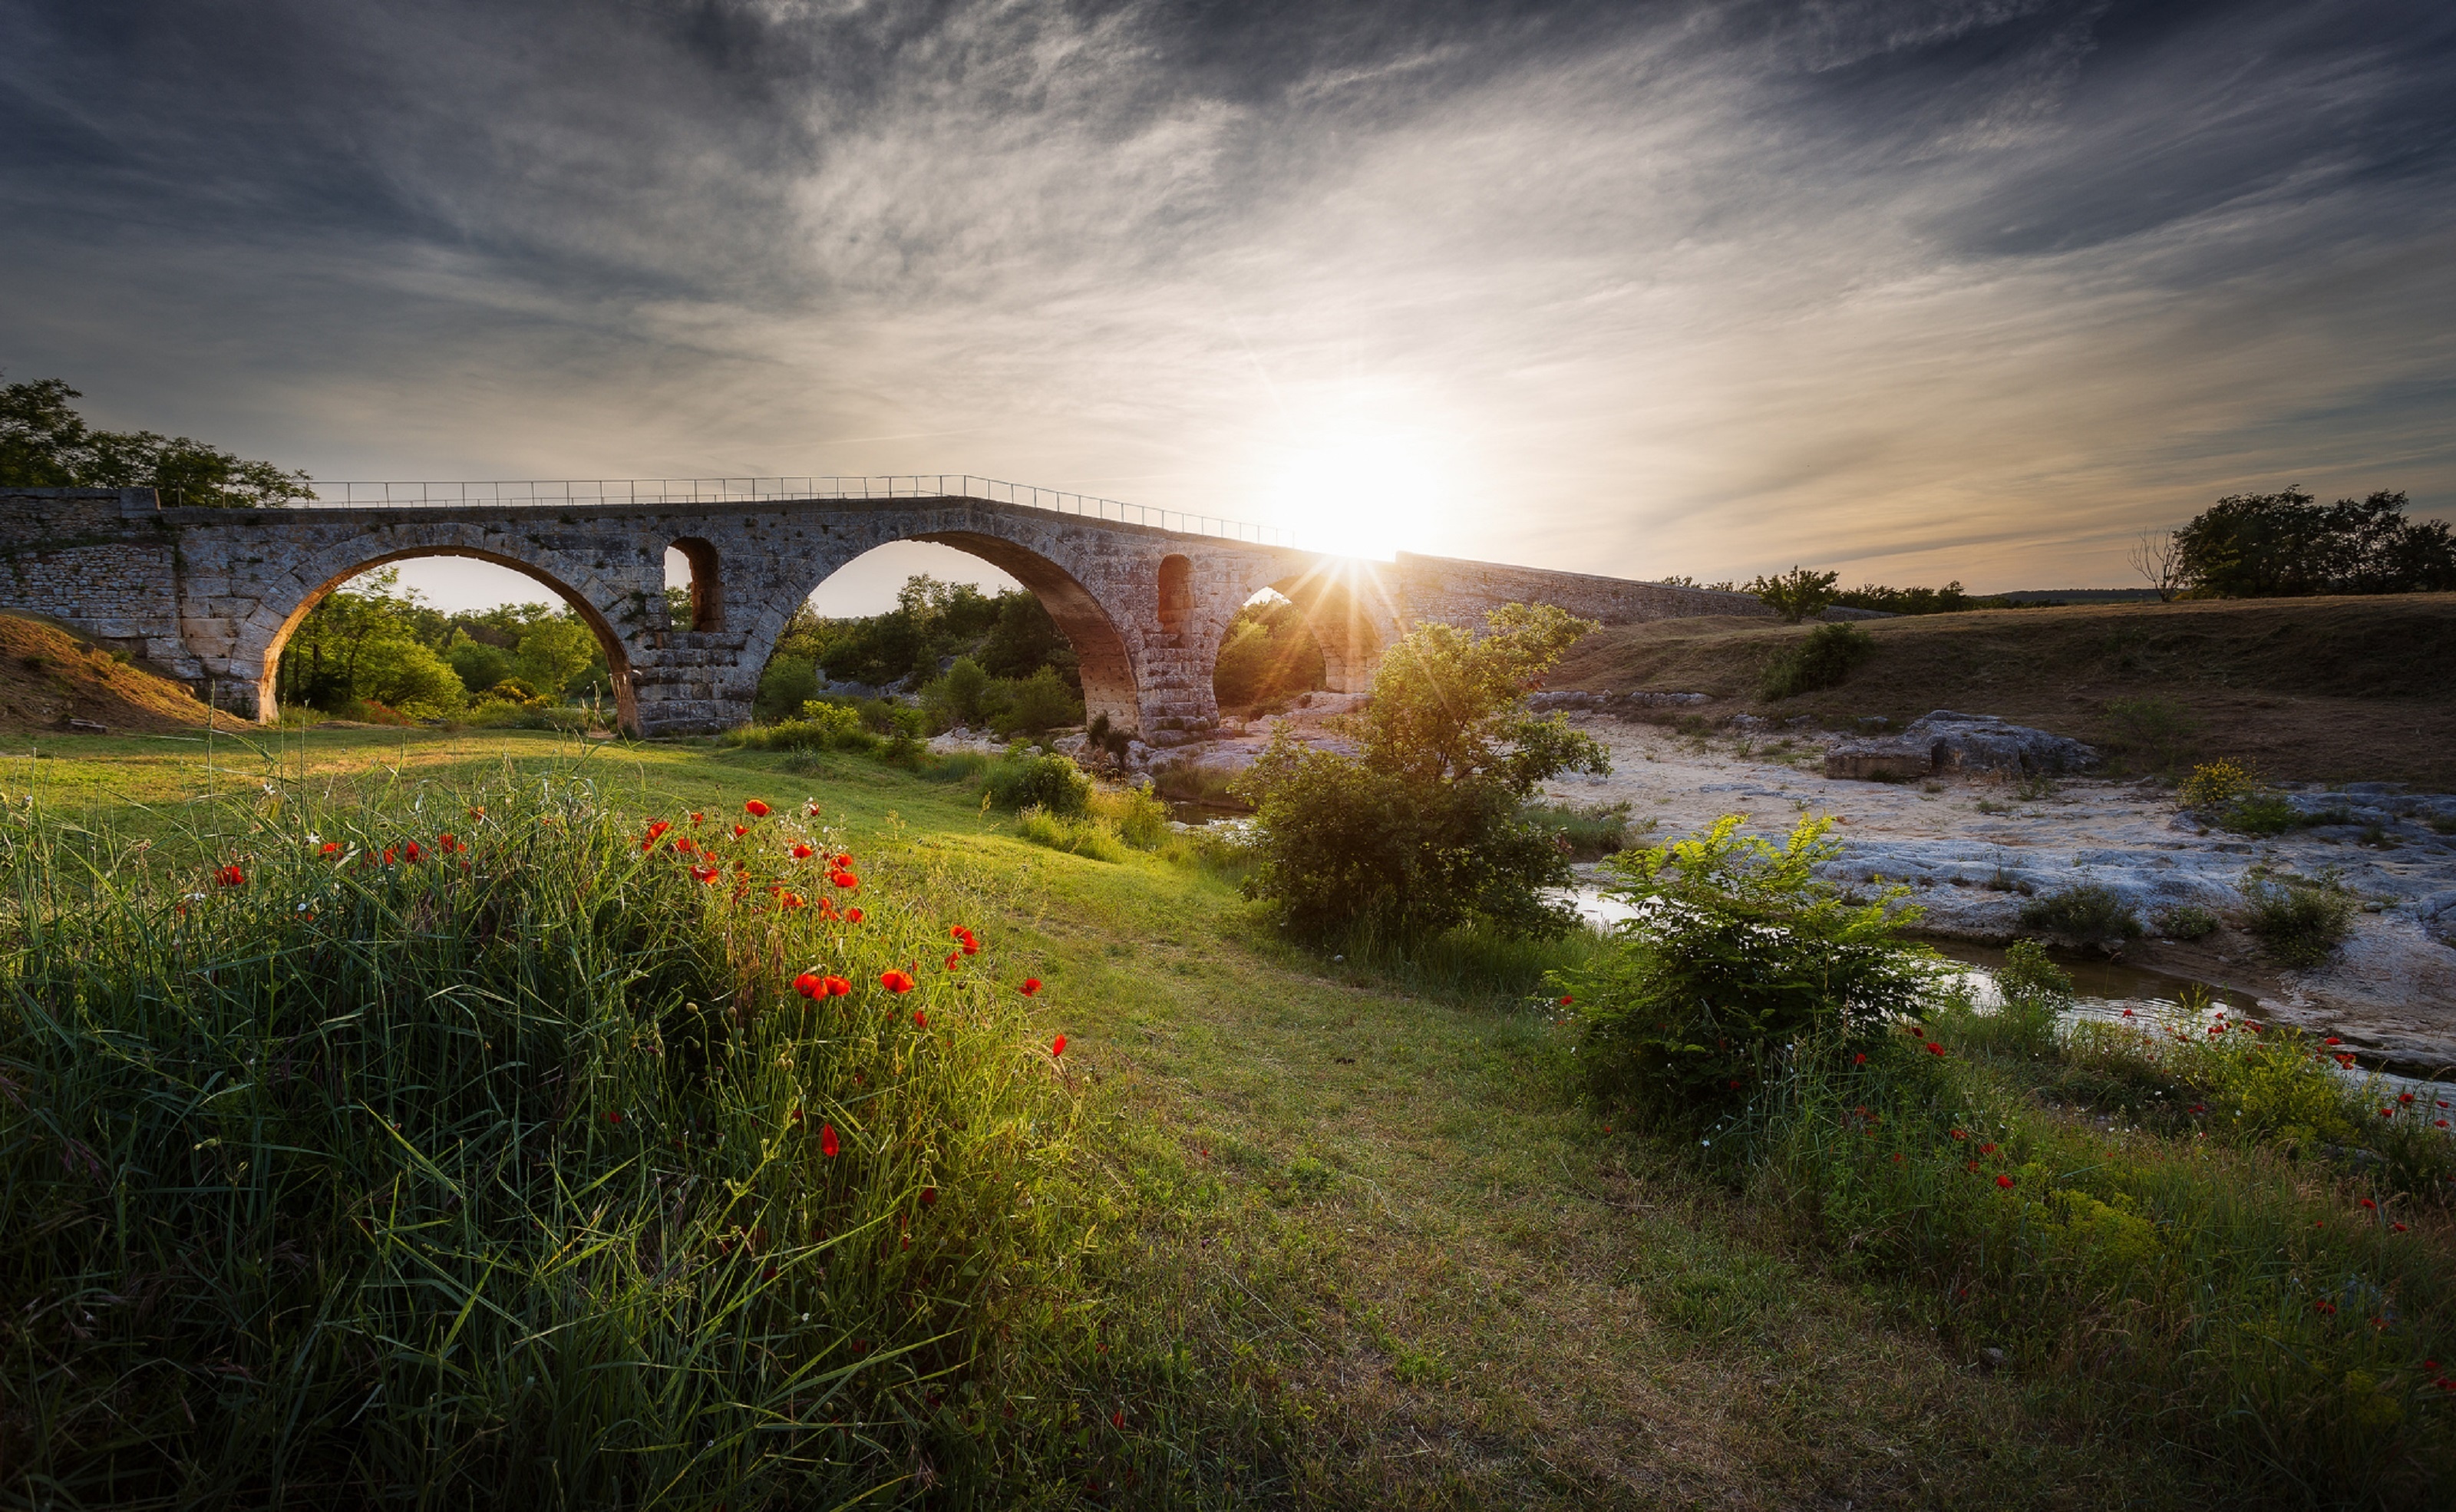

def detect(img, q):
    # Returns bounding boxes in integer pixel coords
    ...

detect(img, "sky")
[3,0,2451,612]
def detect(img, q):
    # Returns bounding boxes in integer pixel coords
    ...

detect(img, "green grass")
[8,728,2445,1506]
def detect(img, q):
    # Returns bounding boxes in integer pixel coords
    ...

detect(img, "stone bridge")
[1,486,1774,738]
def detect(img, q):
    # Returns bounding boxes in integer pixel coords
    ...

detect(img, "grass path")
[6,728,2181,1506]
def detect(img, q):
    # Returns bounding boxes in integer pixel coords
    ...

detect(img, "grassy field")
[4,727,2449,1507]
[1547,595,2456,787]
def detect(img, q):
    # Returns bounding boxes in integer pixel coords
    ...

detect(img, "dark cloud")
[1,0,2448,589]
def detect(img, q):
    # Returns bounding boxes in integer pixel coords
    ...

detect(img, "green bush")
[981,752,1091,817]
[2156,904,2220,941]
[1088,784,1170,849]
[1745,566,1840,624]
[1524,800,1640,859]
[1235,603,1606,945]
[2177,758,2259,808]
[1554,814,1943,1127]
[727,703,878,754]
[2244,873,2355,967]
[2018,883,2143,948]
[922,655,995,730]
[752,651,820,721]
[1757,622,1874,701]
[991,665,1084,738]
[1013,804,1125,861]
[2219,794,2299,834]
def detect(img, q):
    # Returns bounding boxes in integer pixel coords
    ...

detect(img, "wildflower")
[733,824,748,838]
[794,972,824,999]
[1558,995,1573,1007]
[1979,1142,1997,1154]
[1727,1078,1741,1090]
[2314,1300,2337,1316]
[643,820,672,849]
[1112,1410,1124,1429]
[214,864,246,887]
[2394,1223,2408,1233]
[1020,978,1041,996]
[1996,1174,2015,1189]
[790,1108,804,1124]
[793,842,815,859]
[468,806,486,818]
[745,799,771,817]
[820,1123,840,1157]
[690,865,721,884]
[690,813,705,825]
[781,892,804,910]
[607,1111,623,1124]
[2399,1091,2415,1104]
[830,870,859,889]
[404,841,422,862]
[945,952,961,971]
[2359,1197,2376,1210]
[437,833,460,853]
[1967,1160,1981,1172]
[1051,1034,1068,1058]
[1892,1152,1904,1162]
[319,841,341,856]
[913,1010,927,1028]
[1853,1052,1867,1065]
[2326,1036,2342,1045]
[920,1187,937,1206]
[826,975,852,996]
[881,969,916,994]
[834,853,852,867]
[381,849,397,865]
[2121,1007,2134,1018]
[2208,1024,2225,1035]
[2379,1108,2395,1118]
[675,837,697,855]
[1925,1042,1944,1056]
[1950,1128,1967,1141]
[847,908,863,923]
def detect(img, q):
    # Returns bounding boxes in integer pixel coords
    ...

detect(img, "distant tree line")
[1,376,312,507]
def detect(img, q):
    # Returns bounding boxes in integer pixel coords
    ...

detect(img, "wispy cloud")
[2,0,2448,590]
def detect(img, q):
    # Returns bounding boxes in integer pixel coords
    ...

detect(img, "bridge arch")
[243,546,639,735]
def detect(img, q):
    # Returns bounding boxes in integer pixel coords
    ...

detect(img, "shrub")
[981,752,1091,817]
[1235,603,1606,945]
[2102,695,2199,770]
[1554,814,1942,1127]
[728,703,879,754]
[1745,566,1840,624]
[2219,794,2298,834]
[2019,883,2143,949]
[1088,784,1170,849]
[2244,873,2355,967]
[1523,801,1639,859]
[2156,904,2220,940]
[2177,758,2259,809]
[1989,938,2071,1058]
[752,651,820,721]
[991,665,1083,738]
[1013,804,1125,861]
[1757,622,1874,701]
[922,655,995,731]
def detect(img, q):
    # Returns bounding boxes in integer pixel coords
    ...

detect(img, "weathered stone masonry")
[0,487,1786,737]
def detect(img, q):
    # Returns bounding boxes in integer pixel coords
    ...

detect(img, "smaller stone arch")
[1156,553,1193,636]
[1266,560,1404,694]
[253,548,640,735]
[668,536,725,630]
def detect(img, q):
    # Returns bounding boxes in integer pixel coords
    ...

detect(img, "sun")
[1264,430,1452,560]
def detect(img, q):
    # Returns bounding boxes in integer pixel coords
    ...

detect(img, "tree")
[2128,529,2185,602]
[514,617,599,698]
[1233,602,1608,944]
[2174,487,2454,597]
[0,376,311,505]
[1745,566,1840,624]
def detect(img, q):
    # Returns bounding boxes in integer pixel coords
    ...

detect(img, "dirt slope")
[0,612,220,736]
[1547,594,2456,788]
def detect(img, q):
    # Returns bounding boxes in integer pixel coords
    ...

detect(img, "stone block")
[1824,739,1933,782]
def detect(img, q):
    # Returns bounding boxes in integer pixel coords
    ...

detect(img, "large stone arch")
[236,543,642,735]
[1259,560,1405,695]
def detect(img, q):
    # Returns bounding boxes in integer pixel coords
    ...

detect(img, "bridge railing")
[295,476,1289,546]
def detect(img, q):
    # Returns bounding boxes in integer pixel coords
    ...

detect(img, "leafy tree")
[0,375,311,505]
[992,665,1083,737]
[444,632,515,696]
[1553,814,1942,1126]
[922,655,995,729]
[1213,593,1325,711]
[2173,487,2454,596]
[513,617,599,698]
[1745,566,1840,623]
[1233,602,1608,944]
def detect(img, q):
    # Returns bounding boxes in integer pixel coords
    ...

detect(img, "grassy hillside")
[1548,594,2456,787]
[0,612,222,737]
[2,725,2282,1509]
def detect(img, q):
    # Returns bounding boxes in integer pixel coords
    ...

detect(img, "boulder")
[1824,738,1932,782]
[1902,710,2100,775]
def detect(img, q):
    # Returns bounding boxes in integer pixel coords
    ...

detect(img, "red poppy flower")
[846,908,863,923]
[437,834,460,853]
[690,812,705,824]
[1020,978,1041,996]
[2208,1024,2224,1035]
[830,870,858,889]
[881,969,916,994]
[827,975,852,996]
[781,892,804,910]
[2326,1036,2342,1045]
[643,820,672,849]
[790,1108,804,1124]
[214,863,246,886]
[1949,1128,1967,1141]
[1853,1052,1867,1065]
[1925,1042,1944,1056]
[1051,1034,1068,1058]
[2394,1223,2408,1233]
[2379,1108,2395,1118]
[913,1010,928,1028]
[945,952,961,971]
[793,842,815,859]
[2398,1092,2415,1104]
[2121,1007,2134,1018]
[794,972,824,999]
[606,1111,623,1124]
[2359,1197,2376,1209]
[745,799,771,817]
[675,837,697,855]
[834,853,852,867]
[1996,1174,2014,1189]
[919,1186,937,1206]
[690,865,721,884]
[1557,995,1573,1007]
[1111,1410,1124,1428]
[1891,1152,1904,1163]
[1979,1143,1997,1154]
[1727,1078,1741,1090]
[820,1123,840,1157]
[733,824,748,838]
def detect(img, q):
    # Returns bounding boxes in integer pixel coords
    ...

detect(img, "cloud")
[2,0,2449,594]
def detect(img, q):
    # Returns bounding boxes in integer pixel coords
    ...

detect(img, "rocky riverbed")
[1530,714,2456,1068]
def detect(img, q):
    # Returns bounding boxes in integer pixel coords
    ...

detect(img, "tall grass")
[0,768,1099,1507]
[1735,1008,2456,1506]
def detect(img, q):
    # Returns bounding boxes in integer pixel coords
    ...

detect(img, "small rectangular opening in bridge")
[665,540,724,631]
